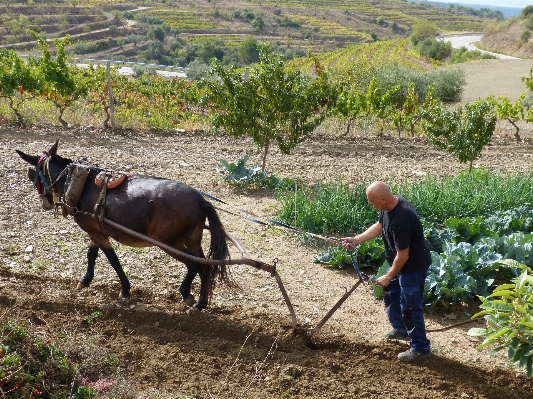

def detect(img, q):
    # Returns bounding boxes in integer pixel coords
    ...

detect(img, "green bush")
[450,47,496,64]
[376,63,465,105]
[416,38,451,61]
[0,320,96,398]
[217,155,296,190]
[410,20,438,46]
[468,262,533,379]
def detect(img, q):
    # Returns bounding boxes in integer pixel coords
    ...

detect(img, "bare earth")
[450,58,533,105]
[2,121,533,399]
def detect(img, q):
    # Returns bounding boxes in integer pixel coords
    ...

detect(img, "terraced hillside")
[0,0,493,62]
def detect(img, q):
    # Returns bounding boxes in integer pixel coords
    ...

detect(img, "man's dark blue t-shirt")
[379,196,432,274]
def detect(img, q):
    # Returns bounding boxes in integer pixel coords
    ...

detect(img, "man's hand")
[341,236,359,250]
[375,275,392,287]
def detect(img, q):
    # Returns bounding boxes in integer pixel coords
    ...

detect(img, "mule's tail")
[200,199,235,296]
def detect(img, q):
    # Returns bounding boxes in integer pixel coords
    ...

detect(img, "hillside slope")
[0,0,493,61]
[480,18,533,59]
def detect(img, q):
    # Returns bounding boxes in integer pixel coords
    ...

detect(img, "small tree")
[29,31,92,126]
[421,97,497,173]
[391,82,423,138]
[0,49,41,123]
[203,46,335,172]
[410,20,438,45]
[495,94,525,141]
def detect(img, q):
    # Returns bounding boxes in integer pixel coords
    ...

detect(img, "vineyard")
[0,0,496,62]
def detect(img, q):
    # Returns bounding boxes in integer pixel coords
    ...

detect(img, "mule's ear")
[48,139,59,155]
[15,150,40,166]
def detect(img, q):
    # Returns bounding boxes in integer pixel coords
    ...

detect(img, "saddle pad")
[95,171,129,189]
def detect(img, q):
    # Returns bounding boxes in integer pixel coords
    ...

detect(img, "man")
[341,181,431,362]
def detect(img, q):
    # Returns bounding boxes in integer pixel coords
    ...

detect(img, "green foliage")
[0,48,41,122]
[30,31,93,126]
[0,320,94,398]
[314,245,353,269]
[496,94,525,140]
[521,5,533,19]
[376,63,465,107]
[417,38,451,61]
[277,179,377,238]
[397,170,533,224]
[314,240,385,270]
[469,264,533,378]
[449,47,496,64]
[524,15,533,31]
[279,170,533,239]
[421,97,497,172]
[203,46,335,172]
[82,311,103,325]
[217,155,296,189]
[410,20,438,46]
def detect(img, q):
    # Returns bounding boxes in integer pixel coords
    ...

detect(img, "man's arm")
[375,247,409,287]
[341,221,382,249]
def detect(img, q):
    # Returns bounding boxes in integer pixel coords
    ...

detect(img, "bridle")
[33,153,51,196]
[32,153,71,207]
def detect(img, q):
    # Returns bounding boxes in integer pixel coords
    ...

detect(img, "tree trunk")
[261,139,270,173]
[58,105,68,127]
[507,118,521,141]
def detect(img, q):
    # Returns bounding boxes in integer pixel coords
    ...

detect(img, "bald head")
[366,181,398,211]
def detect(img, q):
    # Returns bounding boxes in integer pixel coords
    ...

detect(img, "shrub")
[217,155,296,190]
[410,20,438,45]
[469,262,533,379]
[376,63,465,104]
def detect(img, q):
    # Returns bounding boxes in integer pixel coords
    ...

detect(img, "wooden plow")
[101,217,372,336]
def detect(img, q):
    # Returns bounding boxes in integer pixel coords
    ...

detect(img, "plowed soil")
[2,123,533,399]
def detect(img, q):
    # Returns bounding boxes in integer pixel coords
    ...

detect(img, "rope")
[197,189,342,244]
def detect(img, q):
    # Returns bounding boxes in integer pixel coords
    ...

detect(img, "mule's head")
[16,140,73,210]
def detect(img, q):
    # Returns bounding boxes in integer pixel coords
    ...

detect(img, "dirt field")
[449,58,533,105]
[2,118,533,399]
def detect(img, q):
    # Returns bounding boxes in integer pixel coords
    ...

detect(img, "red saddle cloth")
[95,171,130,189]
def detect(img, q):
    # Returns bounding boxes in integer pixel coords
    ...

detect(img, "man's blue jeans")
[383,267,431,353]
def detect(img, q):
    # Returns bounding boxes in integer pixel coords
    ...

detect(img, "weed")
[82,311,103,325]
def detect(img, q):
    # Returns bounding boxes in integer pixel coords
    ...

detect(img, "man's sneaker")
[398,349,431,362]
[385,330,410,342]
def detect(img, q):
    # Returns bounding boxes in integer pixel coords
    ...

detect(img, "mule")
[16,140,231,310]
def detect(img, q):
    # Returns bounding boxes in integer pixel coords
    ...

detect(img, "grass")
[277,169,533,236]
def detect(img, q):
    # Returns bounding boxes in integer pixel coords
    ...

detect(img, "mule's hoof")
[119,289,131,299]
[183,295,196,307]
[192,302,207,311]
[77,282,89,290]
[186,307,200,315]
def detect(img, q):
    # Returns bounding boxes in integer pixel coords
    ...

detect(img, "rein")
[197,189,343,244]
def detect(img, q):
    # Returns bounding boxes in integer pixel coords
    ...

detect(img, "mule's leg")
[101,247,131,298]
[78,242,99,289]
[165,247,206,309]
[88,234,131,299]
[193,263,210,310]
[180,260,199,307]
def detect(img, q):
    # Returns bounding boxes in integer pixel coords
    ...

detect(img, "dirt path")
[2,124,533,398]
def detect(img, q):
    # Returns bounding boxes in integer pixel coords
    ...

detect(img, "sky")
[434,1,530,7]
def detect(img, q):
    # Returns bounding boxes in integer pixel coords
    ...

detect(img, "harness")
[31,156,124,233]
